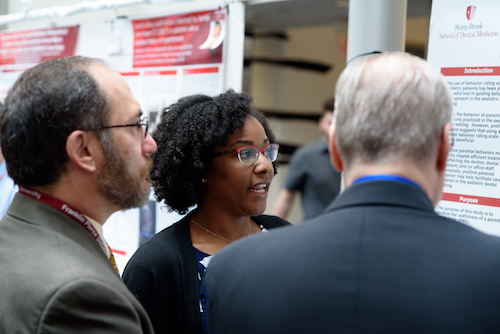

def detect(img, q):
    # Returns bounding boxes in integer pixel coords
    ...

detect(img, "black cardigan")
[122,213,290,334]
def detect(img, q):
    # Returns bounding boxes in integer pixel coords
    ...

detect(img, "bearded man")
[0,56,156,334]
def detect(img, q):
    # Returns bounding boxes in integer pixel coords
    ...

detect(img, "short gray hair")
[334,52,453,170]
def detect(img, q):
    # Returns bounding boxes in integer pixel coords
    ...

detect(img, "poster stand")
[428,1,500,237]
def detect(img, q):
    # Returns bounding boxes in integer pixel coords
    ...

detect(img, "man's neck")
[343,161,443,205]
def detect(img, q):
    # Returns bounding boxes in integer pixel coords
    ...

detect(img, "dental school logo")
[466,5,476,21]
[438,4,498,40]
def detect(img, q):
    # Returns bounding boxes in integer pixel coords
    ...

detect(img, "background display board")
[0,2,244,272]
[0,26,79,98]
[105,6,233,272]
[428,0,500,236]
[107,7,227,112]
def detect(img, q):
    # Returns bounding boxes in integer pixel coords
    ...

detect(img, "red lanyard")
[18,186,108,255]
[0,170,7,182]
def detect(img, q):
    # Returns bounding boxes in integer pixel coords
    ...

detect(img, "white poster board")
[102,4,244,272]
[428,0,500,237]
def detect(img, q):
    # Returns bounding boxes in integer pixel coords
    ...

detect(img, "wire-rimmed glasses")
[92,117,149,138]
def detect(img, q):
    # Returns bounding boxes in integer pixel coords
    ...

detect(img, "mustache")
[142,156,153,181]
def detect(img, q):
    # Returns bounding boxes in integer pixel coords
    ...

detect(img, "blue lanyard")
[351,175,423,191]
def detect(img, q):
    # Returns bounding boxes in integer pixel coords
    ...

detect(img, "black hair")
[151,89,277,214]
[0,56,109,186]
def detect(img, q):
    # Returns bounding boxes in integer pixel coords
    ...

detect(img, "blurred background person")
[273,97,341,220]
[0,143,17,218]
[122,90,290,334]
[0,103,18,218]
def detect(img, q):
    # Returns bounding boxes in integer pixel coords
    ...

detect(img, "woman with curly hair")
[122,89,290,334]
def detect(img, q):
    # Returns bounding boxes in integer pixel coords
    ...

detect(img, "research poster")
[108,7,227,112]
[428,0,500,236]
[0,26,79,99]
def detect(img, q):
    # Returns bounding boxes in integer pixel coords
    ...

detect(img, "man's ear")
[66,130,100,173]
[436,122,452,172]
[328,124,343,172]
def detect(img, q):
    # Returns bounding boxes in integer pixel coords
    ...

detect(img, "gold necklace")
[190,219,251,243]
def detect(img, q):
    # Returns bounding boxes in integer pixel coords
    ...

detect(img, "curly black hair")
[151,89,277,214]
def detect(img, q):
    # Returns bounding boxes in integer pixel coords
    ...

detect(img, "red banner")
[441,66,500,76]
[144,70,177,76]
[441,192,500,207]
[120,72,140,77]
[0,26,79,65]
[183,67,218,74]
[132,8,226,68]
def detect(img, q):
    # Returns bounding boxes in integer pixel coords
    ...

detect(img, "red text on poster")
[132,8,226,68]
[0,26,79,65]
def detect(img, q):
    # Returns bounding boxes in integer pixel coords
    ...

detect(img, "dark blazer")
[123,213,290,334]
[205,181,500,334]
[0,193,154,334]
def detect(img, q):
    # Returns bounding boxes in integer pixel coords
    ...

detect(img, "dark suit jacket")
[205,181,500,334]
[0,193,154,334]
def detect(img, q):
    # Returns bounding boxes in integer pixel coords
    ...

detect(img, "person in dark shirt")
[273,97,341,220]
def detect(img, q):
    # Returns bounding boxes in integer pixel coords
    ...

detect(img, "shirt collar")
[84,214,111,258]
[351,175,423,191]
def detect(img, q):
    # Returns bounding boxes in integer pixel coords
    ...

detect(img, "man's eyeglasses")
[92,117,149,138]
[213,143,279,165]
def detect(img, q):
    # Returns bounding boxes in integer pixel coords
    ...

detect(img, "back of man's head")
[334,52,453,171]
[0,56,110,187]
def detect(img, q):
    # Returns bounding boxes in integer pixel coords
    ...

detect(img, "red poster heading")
[132,8,226,68]
[441,192,500,207]
[111,248,126,256]
[120,72,140,77]
[183,67,218,75]
[0,26,79,65]
[144,70,177,76]
[1,68,27,73]
[441,67,500,76]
